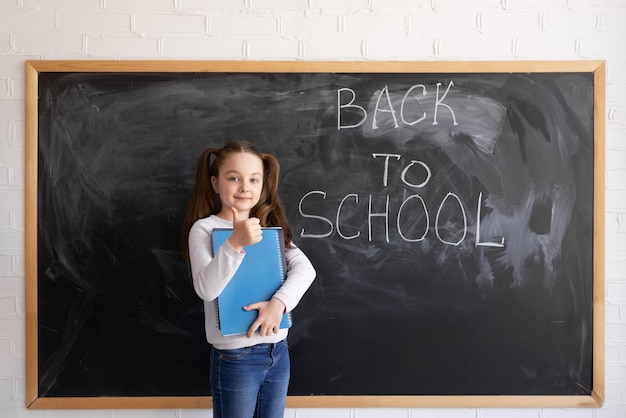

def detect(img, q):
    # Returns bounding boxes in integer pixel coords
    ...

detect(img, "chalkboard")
[25,61,605,409]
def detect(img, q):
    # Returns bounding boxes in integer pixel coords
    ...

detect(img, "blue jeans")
[210,340,290,418]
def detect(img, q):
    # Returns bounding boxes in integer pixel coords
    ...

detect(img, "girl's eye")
[228,176,239,182]
[250,178,260,184]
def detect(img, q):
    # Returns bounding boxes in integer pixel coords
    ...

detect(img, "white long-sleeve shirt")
[188,214,316,350]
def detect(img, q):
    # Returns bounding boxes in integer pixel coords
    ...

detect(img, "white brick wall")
[0,1,625,417]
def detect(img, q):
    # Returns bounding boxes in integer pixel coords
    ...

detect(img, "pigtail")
[181,147,221,261]
[253,153,293,249]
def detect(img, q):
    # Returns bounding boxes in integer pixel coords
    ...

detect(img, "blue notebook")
[211,227,291,336]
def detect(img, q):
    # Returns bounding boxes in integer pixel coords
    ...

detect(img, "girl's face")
[211,152,264,220]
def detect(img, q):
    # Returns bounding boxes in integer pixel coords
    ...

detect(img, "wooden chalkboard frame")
[25,60,606,409]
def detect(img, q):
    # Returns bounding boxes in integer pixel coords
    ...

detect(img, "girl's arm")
[188,220,244,302]
[273,245,316,313]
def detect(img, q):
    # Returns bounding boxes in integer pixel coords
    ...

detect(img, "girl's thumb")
[230,206,240,222]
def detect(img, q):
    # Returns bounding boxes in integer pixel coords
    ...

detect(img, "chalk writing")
[298,153,505,248]
[337,81,459,130]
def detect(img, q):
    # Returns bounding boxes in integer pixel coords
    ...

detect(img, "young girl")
[182,141,316,418]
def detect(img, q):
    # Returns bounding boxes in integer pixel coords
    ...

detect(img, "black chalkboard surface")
[25,61,605,409]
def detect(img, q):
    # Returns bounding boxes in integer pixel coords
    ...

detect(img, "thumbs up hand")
[226,206,262,252]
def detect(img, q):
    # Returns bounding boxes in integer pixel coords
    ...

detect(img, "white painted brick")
[606,363,626,384]
[0,10,56,32]
[13,255,22,275]
[620,344,626,362]
[249,0,309,10]
[0,378,15,401]
[210,15,278,36]
[607,62,626,83]
[369,0,431,9]
[58,11,132,32]
[0,100,23,121]
[280,15,340,39]
[10,168,23,188]
[0,55,40,77]
[0,79,8,99]
[80,409,142,418]
[0,256,11,275]
[12,338,24,359]
[0,298,16,318]
[542,11,598,31]
[0,168,8,186]
[437,37,513,59]
[0,122,23,146]
[0,35,10,54]
[85,34,159,57]
[0,356,24,377]
[597,405,626,418]
[14,297,22,319]
[505,0,569,9]
[605,211,622,231]
[22,0,101,9]
[608,103,625,126]
[108,410,175,418]
[309,0,370,10]
[606,303,621,322]
[343,13,407,35]
[295,409,354,418]
[0,319,21,337]
[0,231,22,252]
[247,38,299,59]
[571,0,626,9]
[434,0,502,10]
[607,170,626,189]
[606,128,626,149]
[0,210,9,229]
[515,36,576,57]
[606,81,626,104]
[0,405,45,418]
[605,384,625,403]
[105,0,176,12]
[302,39,363,60]
[365,37,435,59]
[607,194,626,213]
[408,10,478,33]
[0,190,22,211]
[607,260,626,279]
[11,211,23,232]
[542,409,594,418]
[470,410,542,418]
[179,409,215,418]
[0,145,20,167]
[160,37,244,59]
[365,409,476,418]
[0,0,19,8]
[0,277,24,296]
[579,32,625,58]
[4,79,23,99]
[606,149,626,170]
[479,11,541,32]
[14,33,82,54]
[608,282,626,302]
[0,338,10,358]
[182,0,247,11]
[607,230,626,250]
[134,13,206,35]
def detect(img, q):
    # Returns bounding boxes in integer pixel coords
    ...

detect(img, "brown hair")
[181,141,293,261]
